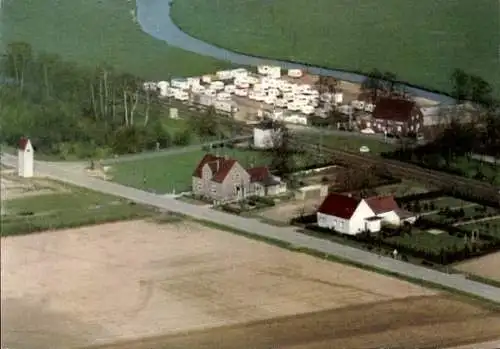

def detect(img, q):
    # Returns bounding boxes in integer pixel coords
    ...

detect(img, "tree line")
[0,41,220,159]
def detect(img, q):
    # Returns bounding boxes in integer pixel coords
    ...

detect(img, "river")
[135,0,455,104]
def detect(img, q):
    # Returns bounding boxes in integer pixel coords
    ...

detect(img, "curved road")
[2,152,499,304]
[135,0,455,104]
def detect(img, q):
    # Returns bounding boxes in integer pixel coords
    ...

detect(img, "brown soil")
[85,295,500,349]
[2,220,498,349]
[455,252,500,282]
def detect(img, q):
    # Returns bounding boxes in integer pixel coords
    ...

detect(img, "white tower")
[17,137,34,178]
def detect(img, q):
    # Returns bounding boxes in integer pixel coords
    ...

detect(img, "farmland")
[0,168,154,236]
[455,252,500,283]
[3,219,500,349]
[0,0,229,79]
[170,0,499,93]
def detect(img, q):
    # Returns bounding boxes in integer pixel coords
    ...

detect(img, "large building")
[370,98,423,136]
[192,154,286,202]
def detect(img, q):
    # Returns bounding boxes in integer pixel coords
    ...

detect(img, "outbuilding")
[18,137,34,178]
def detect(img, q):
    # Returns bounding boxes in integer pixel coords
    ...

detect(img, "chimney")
[216,159,220,172]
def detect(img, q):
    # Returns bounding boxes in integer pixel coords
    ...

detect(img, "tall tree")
[5,42,33,92]
[450,69,471,102]
[361,68,384,101]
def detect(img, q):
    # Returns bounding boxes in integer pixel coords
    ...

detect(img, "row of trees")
[0,41,217,158]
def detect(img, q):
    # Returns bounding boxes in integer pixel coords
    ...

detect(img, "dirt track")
[2,220,499,349]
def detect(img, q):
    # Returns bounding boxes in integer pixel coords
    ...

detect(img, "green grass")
[108,148,272,193]
[320,133,396,154]
[1,0,230,79]
[452,157,500,186]
[460,218,500,238]
[1,185,155,236]
[170,0,499,94]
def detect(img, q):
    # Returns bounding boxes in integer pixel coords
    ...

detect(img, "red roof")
[192,153,236,183]
[318,193,360,219]
[247,166,270,183]
[364,195,399,214]
[373,97,416,122]
[18,137,30,150]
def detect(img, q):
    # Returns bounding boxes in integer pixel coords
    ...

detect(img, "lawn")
[170,0,499,94]
[0,0,230,79]
[299,132,397,154]
[452,157,500,186]
[1,185,155,236]
[108,148,272,193]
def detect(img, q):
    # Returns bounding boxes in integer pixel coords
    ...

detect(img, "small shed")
[18,137,34,178]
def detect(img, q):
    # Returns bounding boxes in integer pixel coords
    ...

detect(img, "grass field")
[108,148,272,193]
[1,174,154,236]
[0,0,230,79]
[320,133,396,154]
[170,0,499,93]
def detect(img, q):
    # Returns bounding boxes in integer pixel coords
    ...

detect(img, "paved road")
[2,152,500,304]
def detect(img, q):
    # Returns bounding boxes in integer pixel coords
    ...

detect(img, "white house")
[253,120,281,149]
[18,137,34,178]
[317,193,415,235]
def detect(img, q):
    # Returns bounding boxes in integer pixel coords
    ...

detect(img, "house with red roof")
[192,153,286,202]
[370,97,424,136]
[317,193,415,235]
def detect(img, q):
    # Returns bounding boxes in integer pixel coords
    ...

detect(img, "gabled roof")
[211,158,237,183]
[364,195,399,214]
[18,137,31,150]
[192,153,237,183]
[318,193,360,219]
[193,154,218,178]
[247,166,270,183]
[373,97,416,122]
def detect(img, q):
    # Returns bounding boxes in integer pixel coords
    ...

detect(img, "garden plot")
[385,229,464,254]
[458,217,500,238]
[3,220,500,349]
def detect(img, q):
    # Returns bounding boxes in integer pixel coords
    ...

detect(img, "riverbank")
[136,0,456,104]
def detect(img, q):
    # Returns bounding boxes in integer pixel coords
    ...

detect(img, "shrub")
[221,204,241,214]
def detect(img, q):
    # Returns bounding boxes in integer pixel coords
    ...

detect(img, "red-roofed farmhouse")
[317,193,415,235]
[192,153,286,202]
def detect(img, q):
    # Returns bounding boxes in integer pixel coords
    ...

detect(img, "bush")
[221,204,242,214]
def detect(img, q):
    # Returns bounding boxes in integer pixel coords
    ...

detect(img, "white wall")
[253,128,275,149]
[317,212,350,234]
[365,219,381,233]
[376,210,400,226]
[18,142,34,178]
[349,200,374,234]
